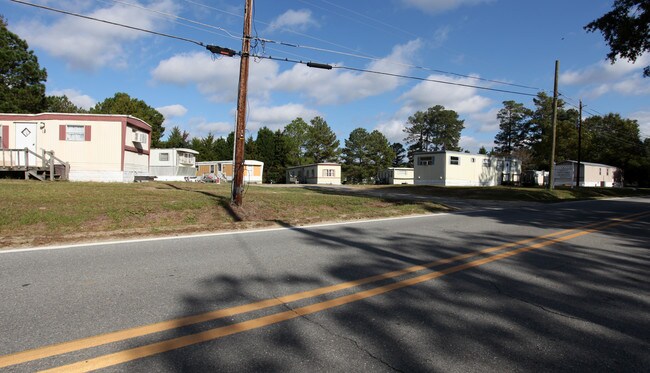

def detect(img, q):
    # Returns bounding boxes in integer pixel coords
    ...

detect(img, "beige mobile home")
[196,160,264,183]
[554,160,619,187]
[414,151,521,186]
[150,148,199,181]
[0,113,151,182]
[286,163,341,184]
[377,167,414,184]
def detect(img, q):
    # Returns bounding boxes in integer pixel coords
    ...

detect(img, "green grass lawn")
[0,181,443,248]
[0,180,646,248]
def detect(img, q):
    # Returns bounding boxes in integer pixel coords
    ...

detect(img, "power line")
[185,0,541,91]
[10,0,206,47]
[250,54,539,97]
[11,0,541,99]
[103,0,242,40]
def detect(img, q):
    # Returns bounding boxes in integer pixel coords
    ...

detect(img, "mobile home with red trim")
[0,113,152,182]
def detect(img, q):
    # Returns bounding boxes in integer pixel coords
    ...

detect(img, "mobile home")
[0,113,151,182]
[414,151,521,186]
[286,163,341,185]
[149,148,199,181]
[196,160,264,183]
[377,167,414,184]
[554,160,620,187]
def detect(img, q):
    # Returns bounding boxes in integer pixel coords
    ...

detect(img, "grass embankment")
[0,181,646,248]
[0,181,443,248]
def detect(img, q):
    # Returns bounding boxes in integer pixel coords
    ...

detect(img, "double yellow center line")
[1,210,648,372]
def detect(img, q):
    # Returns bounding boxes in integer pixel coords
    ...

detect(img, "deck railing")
[0,148,70,180]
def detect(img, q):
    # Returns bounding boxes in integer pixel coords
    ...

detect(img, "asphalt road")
[0,197,649,372]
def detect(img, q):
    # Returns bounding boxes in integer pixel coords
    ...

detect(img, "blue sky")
[4,0,650,152]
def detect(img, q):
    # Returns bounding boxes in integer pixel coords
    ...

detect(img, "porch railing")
[0,148,70,181]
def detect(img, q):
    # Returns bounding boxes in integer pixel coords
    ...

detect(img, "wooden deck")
[0,148,70,181]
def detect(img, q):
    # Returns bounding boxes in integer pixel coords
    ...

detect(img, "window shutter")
[59,125,66,141]
[84,126,92,141]
[1,126,8,148]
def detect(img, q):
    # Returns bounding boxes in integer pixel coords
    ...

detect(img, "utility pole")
[232,0,253,206]
[576,99,583,188]
[547,60,559,190]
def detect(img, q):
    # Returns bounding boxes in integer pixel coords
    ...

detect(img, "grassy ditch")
[0,181,444,248]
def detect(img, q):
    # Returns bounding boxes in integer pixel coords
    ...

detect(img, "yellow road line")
[40,211,649,373]
[0,211,646,369]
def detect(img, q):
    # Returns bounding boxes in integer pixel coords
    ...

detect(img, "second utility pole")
[547,60,559,190]
[232,0,253,206]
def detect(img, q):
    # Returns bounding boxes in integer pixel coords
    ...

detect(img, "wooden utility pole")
[547,60,559,190]
[576,99,583,188]
[232,0,253,206]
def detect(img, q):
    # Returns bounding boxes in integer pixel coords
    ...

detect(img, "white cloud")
[274,39,421,104]
[560,55,650,98]
[151,52,279,103]
[248,103,320,131]
[432,26,450,47]
[373,119,407,144]
[48,89,96,109]
[401,0,492,14]
[14,0,178,70]
[187,117,234,139]
[153,39,422,106]
[156,104,188,119]
[399,74,493,115]
[468,108,500,133]
[459,135,493,153]
[629,111,650,139]
[267,9,318,32]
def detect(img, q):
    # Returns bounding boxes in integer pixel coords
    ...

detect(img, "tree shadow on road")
[139,198,650,371]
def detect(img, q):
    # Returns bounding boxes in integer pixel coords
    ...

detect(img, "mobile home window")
[322,169,335,177]
[418,156,433,166]
[482,159,491,167]
[66,125,85,141]
[159,152,169,161]
[450,156,460,165]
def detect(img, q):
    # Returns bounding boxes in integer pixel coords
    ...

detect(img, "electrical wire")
[10,0,206,47]
[103,0,242,40]
[248,54,538,97]
[89,0,540,91]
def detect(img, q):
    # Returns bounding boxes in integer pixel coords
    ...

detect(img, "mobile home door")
[15,122,37,166]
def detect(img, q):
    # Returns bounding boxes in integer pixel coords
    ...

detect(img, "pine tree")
[305,116,340,163]
[0,16,47,113]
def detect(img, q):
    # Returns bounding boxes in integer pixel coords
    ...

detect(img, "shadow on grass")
[162,183,243,222]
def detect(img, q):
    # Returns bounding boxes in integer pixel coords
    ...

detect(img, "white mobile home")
[150,148,199,181]
[286,163,341,185]
[0,113,151,182]
[377,167,414,184]
[554,160,620,187]
[414,151,521,186]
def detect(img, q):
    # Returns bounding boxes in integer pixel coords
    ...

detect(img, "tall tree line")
[492,92,650,186]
